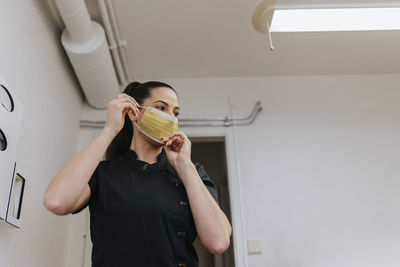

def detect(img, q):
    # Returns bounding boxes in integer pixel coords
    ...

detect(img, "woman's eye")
[155,105,178,116]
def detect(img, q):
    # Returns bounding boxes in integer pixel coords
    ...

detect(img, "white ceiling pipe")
[106,0,133,83]
[55,0,94,44]
[97,0,126,86]
[119,41,133,84]
[55,0,120,108]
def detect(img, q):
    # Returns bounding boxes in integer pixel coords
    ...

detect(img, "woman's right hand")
[103,93,140,136]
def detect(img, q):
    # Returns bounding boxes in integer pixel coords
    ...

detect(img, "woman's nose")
[167,108,175,116]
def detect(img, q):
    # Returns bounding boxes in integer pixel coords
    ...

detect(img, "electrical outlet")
[247,239,262,255]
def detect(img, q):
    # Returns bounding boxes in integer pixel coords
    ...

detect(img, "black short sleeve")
[71,163,100,214]
[195,162,220,207]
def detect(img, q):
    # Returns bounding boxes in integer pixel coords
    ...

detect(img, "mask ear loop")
[133,105,145,131]
[131,105,146,124]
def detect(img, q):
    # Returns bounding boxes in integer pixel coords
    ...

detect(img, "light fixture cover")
[252,0,276,34]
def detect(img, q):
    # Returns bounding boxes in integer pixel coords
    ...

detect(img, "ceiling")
[86,0,400,80]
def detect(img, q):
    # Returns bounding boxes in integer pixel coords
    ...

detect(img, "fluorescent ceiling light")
[270,7,400,32]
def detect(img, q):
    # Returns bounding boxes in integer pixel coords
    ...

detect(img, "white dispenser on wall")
[0,74,25,229]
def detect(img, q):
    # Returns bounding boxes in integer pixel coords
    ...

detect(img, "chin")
[146,136,164,147]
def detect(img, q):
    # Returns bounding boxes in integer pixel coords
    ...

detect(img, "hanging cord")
[267,21,275,51]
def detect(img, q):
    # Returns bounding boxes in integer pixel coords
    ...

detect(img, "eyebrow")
[152,100,180,110]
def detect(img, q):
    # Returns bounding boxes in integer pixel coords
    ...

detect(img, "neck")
[131,126,163,164]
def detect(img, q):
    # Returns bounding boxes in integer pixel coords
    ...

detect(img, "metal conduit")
[80,102,263,128]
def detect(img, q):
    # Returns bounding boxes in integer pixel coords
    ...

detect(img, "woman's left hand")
[162,132,191,168]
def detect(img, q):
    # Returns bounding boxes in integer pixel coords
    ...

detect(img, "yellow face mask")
[135,107,179,144]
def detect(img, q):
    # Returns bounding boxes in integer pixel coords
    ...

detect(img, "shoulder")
[93,159,117,179]
[194,162,212,182]
[193,162,218,194]
[97,159,112,171]
[98,152,128,171]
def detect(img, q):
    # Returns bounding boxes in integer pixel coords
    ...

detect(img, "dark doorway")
[190,136,235,267]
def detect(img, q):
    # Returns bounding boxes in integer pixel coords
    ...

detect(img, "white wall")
[0,1,83,267]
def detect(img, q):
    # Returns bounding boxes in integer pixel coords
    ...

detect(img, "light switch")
[247,239,262,255]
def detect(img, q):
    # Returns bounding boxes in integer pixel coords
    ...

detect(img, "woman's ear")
[128,110,136,122]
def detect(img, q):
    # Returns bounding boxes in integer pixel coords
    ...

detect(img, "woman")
[43,81,232,267]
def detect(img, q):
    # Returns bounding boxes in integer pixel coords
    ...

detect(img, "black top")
[72,148,220,267]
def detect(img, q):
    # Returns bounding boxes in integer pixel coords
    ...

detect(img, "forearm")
[44,128,116,213]
[176,161,232,254]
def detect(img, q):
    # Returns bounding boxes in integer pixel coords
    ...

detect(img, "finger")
[166,132,187,141]
[119,98,140,116]
[120,93,139,104]
[118,94,137,105]
[162,134,175,143]
[119,102,137,116]
[121,101,139,117]
[121,93,140,106]
[171,139,183,150]
[163,138,176,150]
[116,93,129,100]
[166,136,178,146]
[167,136,183,147]
[171,138,184,152]
[117,93,139,107]
[162,136,172,143]
[171,134,186,147]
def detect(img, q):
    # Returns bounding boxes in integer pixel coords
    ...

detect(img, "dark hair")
[105,81,177,161]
